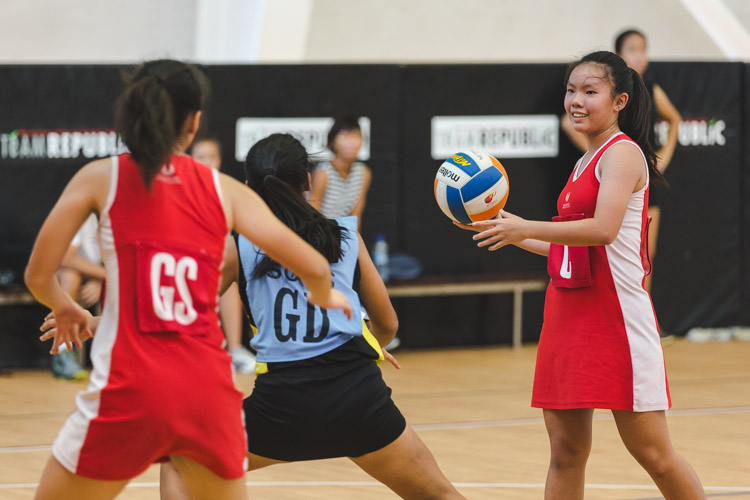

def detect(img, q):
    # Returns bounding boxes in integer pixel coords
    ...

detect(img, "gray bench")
[386,274,548,349]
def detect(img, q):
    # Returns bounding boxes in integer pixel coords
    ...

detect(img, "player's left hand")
[453,210,528,251]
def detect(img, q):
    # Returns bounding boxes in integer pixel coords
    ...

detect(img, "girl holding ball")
[456,51,704,499]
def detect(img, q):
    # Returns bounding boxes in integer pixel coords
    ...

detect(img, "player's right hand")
[307,289,353,320]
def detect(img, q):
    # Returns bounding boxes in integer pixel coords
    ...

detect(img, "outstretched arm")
[454,212,551,256]
[457,143,646,251]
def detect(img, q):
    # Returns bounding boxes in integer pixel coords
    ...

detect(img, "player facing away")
[25,60,350,500]
[455,51,705,499]
[156,133,465,500]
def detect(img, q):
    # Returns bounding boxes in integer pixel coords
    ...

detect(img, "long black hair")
[565,51,663,184]
[244,133,346,279]
[114,59,208,188]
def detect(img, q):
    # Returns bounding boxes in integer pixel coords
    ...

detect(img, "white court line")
[3,405,749,453]
[0,481,749,491]
[0,445,51,454]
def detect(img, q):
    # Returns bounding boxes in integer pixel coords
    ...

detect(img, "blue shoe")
[51,350,87,380]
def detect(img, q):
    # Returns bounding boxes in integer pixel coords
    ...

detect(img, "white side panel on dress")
[603,143,669,411]
[53,156,122,472]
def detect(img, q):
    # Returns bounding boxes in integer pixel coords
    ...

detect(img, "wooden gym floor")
[0,339,748,499]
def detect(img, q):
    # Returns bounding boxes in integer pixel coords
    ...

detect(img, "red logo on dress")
[485,191,496,204]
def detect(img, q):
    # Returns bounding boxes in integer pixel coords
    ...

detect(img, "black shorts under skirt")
[243,336,406,461]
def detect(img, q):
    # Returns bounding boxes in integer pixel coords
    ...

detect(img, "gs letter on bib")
[136,241,216,334]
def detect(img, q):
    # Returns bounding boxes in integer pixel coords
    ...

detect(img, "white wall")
[303,0,726,63]
[725,0,750,28]
[1,0,748,64]
[1,0,197,63]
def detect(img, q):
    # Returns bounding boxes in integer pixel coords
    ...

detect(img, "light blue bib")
[237,216,363,362]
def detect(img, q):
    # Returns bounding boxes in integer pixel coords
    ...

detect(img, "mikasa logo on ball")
[438,165,462,183]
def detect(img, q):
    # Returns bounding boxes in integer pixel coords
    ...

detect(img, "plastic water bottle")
[373,234,390,282]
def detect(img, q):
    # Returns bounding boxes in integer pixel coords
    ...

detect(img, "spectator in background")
[614,29,682,296]
[191,137,256,374]
[308,117,400,349]
[53,213,104,380]
[309,116,372,230]
[561,29,682,297]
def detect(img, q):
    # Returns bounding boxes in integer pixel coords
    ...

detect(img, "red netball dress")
[532,133,670,412]
[52,154,247,480]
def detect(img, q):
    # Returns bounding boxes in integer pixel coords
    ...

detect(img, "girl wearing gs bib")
[25,60,350,500]
[455,51,704,499]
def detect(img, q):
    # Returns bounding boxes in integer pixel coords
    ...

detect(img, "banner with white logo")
[431,115,559,160]
[0,129,127,160]
[235,117,371,162]
[654,118,726,147]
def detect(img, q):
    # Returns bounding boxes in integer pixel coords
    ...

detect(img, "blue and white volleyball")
[434,151,509,224]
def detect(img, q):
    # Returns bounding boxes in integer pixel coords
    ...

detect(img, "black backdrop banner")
[647,62,745,334]
[394,64,574,347]
[0,66,125,277]
[1,62,748,363]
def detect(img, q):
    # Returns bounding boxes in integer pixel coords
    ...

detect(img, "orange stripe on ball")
[469,204,502,222]
[489,155,509,187]
[490,155,509,211]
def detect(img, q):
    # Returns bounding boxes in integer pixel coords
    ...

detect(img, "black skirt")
[244,336,406,461]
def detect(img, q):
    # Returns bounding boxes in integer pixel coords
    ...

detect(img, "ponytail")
[114,60,208,189]
[566,51,663,185]
[619,67,662,184]
[245,134,346,279]
[115,75,176,187]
